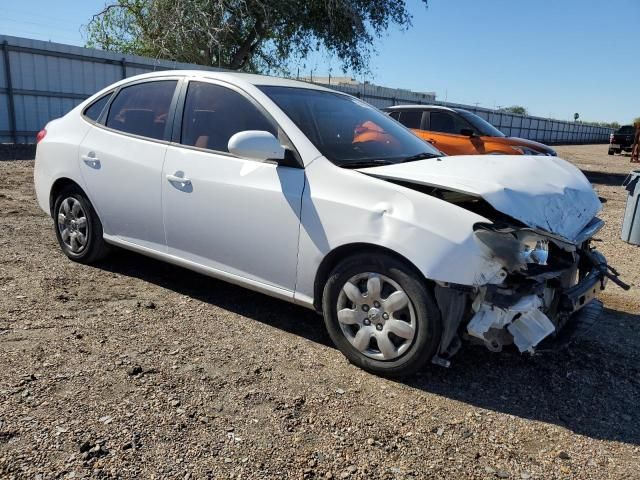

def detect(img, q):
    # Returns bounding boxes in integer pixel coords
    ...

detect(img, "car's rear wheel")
[53,186,110,264]
[322,253,442,377]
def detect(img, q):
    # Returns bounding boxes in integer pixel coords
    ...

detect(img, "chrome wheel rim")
[336,272,416,361]
[57,197,89,254]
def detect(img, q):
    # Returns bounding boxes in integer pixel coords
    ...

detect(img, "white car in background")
[34,71,620,376]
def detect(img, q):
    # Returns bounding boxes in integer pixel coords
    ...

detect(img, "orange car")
[384,105,557,156]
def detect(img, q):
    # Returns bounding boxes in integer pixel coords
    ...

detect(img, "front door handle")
[166,173,191,186]
[81,152,100,168]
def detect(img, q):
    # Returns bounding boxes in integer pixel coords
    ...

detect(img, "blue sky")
[2,0,638,124]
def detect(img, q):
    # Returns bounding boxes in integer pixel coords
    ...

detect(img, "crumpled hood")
[358,155,601,241]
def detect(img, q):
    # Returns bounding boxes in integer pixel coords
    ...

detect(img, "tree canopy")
[500,105,528,116]
[85,0,428,73]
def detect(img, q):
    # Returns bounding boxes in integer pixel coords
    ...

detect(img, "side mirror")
[460,128,476,137]
[228,130,285,162]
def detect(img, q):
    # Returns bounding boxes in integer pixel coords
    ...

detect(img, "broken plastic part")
[467,295,556,352]
[507,308,556,353]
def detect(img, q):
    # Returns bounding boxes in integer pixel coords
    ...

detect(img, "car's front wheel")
[53,186,110,264]
[322,253,442,377]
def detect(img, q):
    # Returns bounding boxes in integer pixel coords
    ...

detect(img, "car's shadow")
[582,170,631,187]
[95,249,640,446]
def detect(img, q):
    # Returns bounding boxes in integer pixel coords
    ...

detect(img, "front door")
[422,110,485,155]
[162,80,304,292]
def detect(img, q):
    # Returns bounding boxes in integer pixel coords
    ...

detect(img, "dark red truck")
[609,125,636,155]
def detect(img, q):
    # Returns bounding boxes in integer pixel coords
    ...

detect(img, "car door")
[421,110,484,155]
[162,80,305,292]
[79,78,179,251]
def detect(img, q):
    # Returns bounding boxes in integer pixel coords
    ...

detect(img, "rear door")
[78,78,179,251]
[161,80,305,292]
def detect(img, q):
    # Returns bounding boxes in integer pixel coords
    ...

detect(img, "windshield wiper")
[340,160,394,169]
[400,152,441,162]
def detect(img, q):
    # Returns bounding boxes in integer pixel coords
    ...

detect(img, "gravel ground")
[0,144,639,479]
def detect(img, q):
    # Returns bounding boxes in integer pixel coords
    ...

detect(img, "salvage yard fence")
[1,34,613,145]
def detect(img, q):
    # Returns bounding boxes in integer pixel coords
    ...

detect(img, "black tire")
[322,252,442,377]
[607,149,614,155]
[52,185,110,264]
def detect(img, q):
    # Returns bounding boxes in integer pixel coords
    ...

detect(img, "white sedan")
[34,71,617,376]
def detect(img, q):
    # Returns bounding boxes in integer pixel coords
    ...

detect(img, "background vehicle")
[34,71,611,377]
[608,125,636,155]
[384,105,557,156]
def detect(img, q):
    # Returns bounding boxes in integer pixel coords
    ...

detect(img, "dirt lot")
[1,144,639,479]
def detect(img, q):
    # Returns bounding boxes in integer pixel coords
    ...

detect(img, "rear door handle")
[426,138,436,144]
[166,173,191,186]
[81,152,100,168]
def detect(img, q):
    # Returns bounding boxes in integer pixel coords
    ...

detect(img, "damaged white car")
[34,71,626,376]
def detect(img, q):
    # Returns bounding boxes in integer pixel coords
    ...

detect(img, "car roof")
[383,104,461,113]
[115,69,336,92]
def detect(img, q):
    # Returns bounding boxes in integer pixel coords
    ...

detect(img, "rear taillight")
[36,128,47,144]
[609,133,614,143]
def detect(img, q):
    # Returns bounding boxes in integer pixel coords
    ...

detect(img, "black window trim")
[90,75,184,145]
[81,90,115,125]
[170,77,303,168]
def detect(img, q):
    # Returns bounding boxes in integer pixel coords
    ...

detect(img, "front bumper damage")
[433,241,629,364]
[467,249,609,354]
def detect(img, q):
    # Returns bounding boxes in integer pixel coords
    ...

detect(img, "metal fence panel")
[0,34,613,145]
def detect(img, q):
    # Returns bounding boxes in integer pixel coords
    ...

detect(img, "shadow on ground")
[95,249,640,446]
[582,170,632,187]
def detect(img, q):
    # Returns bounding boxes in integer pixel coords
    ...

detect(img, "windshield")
[618,126,634,134]
[456,110,506,137]
[258,86,441,166]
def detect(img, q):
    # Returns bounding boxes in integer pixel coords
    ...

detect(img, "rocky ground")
[0,144,639,479]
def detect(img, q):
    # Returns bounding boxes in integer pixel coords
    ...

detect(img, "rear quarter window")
[82,93,112,122]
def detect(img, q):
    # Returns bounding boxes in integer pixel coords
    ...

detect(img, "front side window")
[181,82,276,152]
[456,110,505,137]
[429,111,473,135]
[106,80,177,140]
[398,110,423,129]
[83,93,112,122]
[258,86,440,166]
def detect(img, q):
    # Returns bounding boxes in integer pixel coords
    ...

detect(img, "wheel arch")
[312,243,429,312]
[49,178,86,217]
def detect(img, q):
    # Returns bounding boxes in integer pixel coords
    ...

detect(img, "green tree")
[634,117,640,125]
[499,105,528,115]
[85,0,428,73]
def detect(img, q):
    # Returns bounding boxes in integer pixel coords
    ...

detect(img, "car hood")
[357,155,601,241]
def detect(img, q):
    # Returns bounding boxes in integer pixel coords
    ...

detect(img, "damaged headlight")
[474,226,550,271]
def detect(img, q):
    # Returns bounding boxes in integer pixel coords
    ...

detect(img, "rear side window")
[83,93,111,122]
[398,111,423,129]
[181,82,276,152]
[388,111,400,120]
[429,111,471,135]
[106,80,177,140]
